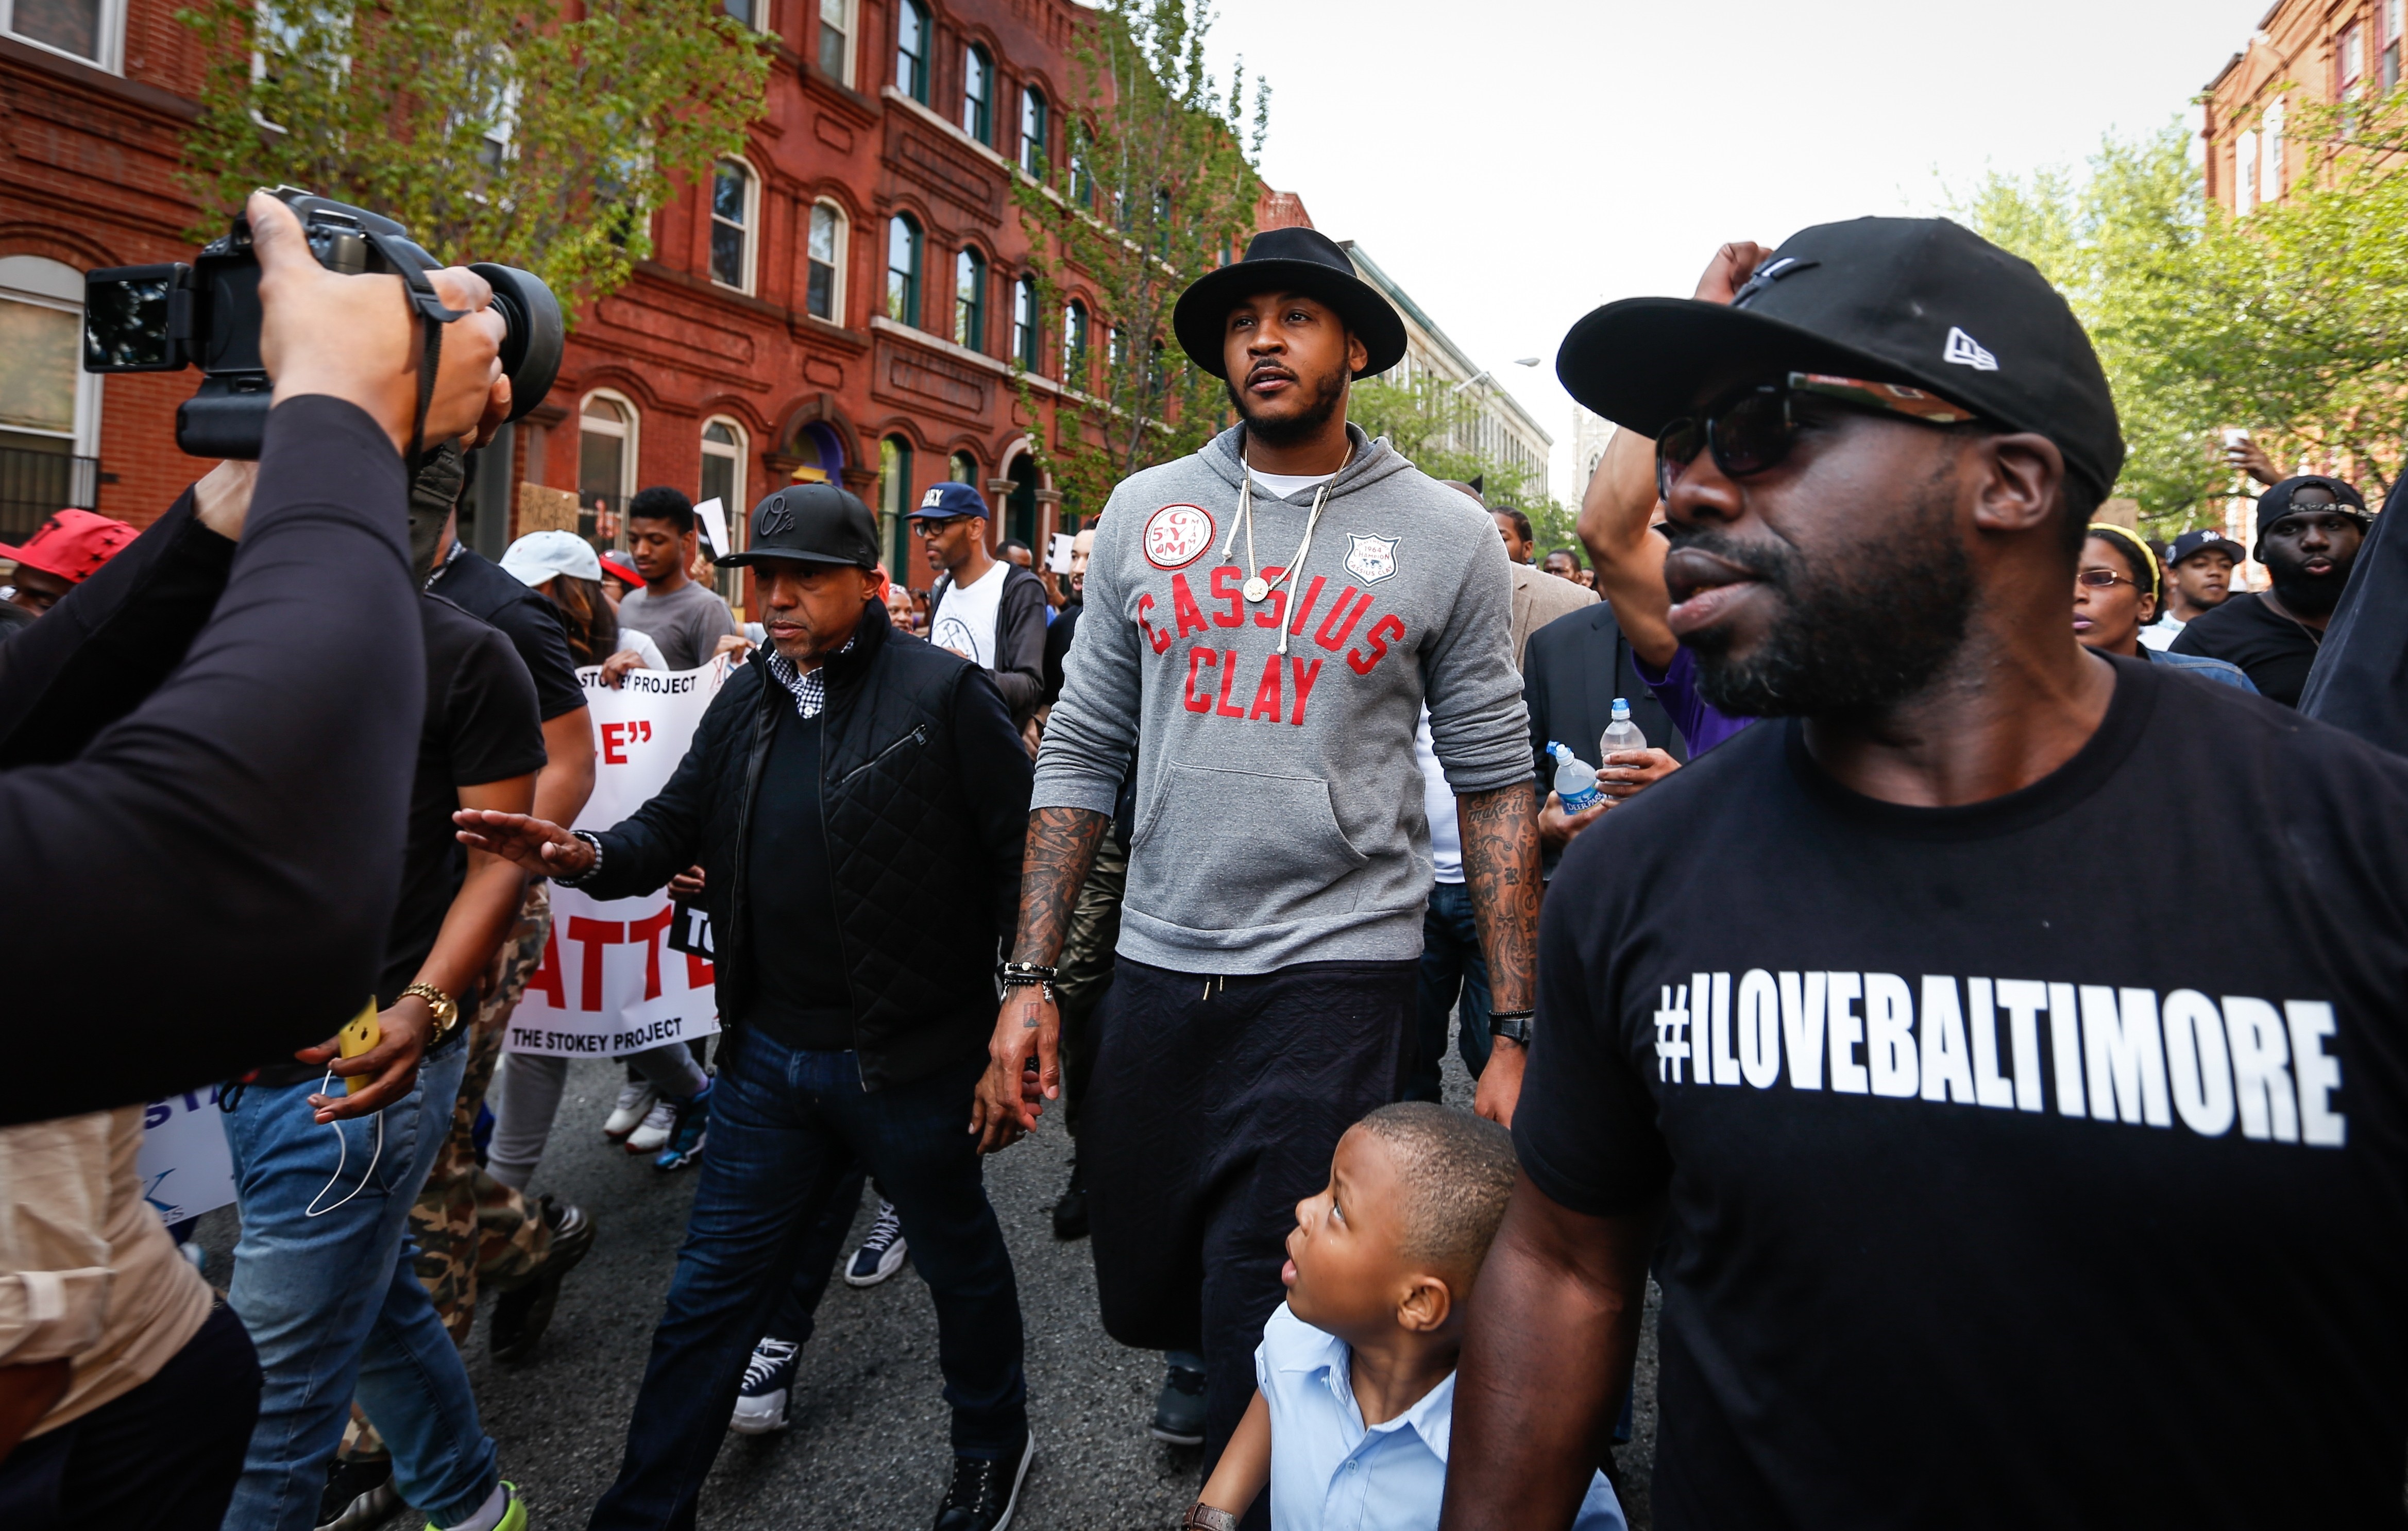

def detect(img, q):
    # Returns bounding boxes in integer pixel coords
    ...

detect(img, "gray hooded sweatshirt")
[1033,422,1531,973]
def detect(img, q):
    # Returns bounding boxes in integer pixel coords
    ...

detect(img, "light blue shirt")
[1256,1302,1626,1531]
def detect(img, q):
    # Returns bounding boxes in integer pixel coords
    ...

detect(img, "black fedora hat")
[1172,227,1407,381]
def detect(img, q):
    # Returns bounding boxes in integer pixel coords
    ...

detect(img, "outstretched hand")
[453,809,592,880]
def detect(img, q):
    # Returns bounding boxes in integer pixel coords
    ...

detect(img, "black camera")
[80,186,562,459]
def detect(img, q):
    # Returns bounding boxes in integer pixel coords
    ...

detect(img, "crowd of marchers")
[5,187,2408,1531]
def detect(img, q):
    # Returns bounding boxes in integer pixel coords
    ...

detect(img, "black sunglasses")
[1656,372,1981,501]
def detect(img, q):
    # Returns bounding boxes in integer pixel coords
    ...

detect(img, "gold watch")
[400,981,460,1039]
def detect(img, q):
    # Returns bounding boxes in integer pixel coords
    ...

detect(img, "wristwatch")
[1489,1009,1534,1047]
[401,981,461,1041]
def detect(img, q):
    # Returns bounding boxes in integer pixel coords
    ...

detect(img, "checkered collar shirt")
[764,635,856,720]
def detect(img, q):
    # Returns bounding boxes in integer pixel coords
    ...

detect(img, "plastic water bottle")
[1549,741,1603,812]
[1600,698,1647,760]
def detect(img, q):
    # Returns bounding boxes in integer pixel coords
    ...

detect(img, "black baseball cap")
[2258,475,2369,537]
[718,482,879,569]
[2168,527,2247,567]
[1556,217,2126,504]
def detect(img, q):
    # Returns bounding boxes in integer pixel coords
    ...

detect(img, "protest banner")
[139,1086,235,1226]
[507,659,730,1058]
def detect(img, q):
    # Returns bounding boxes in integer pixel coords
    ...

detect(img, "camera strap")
[365,229,472,472]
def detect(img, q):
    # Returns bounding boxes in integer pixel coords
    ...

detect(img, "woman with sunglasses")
[2074,523,2256,690]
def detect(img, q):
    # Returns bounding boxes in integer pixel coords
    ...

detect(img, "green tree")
[1954,93,2408,528]
[178,0,770,319]
[1349,372,1572,543]
[1010,0,1268,518]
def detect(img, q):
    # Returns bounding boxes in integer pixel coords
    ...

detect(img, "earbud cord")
[304,1071,384,1218]
[1217,433,1352,657]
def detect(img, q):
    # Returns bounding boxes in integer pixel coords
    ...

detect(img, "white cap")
[499,529,602,588]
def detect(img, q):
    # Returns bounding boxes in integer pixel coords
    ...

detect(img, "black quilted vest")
[710,600,1009,1090]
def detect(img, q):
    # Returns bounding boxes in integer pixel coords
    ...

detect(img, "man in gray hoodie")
[972,226,1542,1480]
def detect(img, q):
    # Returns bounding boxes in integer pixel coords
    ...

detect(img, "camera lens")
[467,263,562,422]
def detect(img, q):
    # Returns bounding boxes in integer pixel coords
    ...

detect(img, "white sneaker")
[604,1081,658,1138]
[844,1200,909,1287]
[626,1096,678,1153]
[728,1337,799,1435]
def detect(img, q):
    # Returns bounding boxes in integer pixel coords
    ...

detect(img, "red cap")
[598,553,643,586]
[0,509,139,585]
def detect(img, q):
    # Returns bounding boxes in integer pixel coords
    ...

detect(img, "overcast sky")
[1200,0,2270,499]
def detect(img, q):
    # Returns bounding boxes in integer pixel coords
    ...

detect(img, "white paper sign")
[506,660,731,1058]
[694,497,730,559]
[139,1086,235,1226]
[1046,532,1075,573]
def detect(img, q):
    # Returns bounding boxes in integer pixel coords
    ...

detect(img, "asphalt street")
[192,1028,1663,1529]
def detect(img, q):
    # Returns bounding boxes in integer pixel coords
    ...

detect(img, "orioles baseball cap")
[720,482,879,568]
[1556,216,2127,505]
[0,508,138,585]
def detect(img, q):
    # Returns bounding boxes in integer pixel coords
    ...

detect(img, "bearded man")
[2172,474,2369,705]
[973,226,1540,1485]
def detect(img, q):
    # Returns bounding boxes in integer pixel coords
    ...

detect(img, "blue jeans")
[588,1031,1027,1531]
[1409,880,1494,1102]
[222,1041,498,1531]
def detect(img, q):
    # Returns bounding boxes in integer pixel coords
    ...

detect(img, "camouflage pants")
[343,883,554,1461]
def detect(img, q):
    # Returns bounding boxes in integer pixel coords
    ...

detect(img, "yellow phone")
[336,1000,380,1095]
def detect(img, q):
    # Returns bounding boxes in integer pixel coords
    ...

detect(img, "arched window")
[1012,275,1039,369]
[879,434,915,573]
[815,0,851,82]
[962,44,993,145]
[954,247,987,353]
[700,418,748,602]
[578,392,638,546]
[1070,126,1095,207]
[1108,323,1127,369]
[709,158,757,292]
[1062,299,1090,387]
[806,200,846,321]
[1019,86,1047,178]
[894,0,928,103]
[948,449,977,487]
[0,256,103,538]
[887,214,923,327]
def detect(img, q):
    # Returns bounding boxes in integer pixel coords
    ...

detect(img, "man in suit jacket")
[1522,601,1685,875]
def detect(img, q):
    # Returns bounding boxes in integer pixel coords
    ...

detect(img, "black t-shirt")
[430,547,588,722]
[2169,590,2320,706]
[382,594,547,1002]
[1043,599,1080,707]
[1514,655,2408,1529]
[744,699,854,1050]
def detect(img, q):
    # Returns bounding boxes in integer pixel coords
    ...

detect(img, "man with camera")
[457,482,1039,1531]
[0,189,521,1126]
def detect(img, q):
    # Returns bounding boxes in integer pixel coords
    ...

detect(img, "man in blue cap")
[457,481,1039,1531]
[915,481,1048,736]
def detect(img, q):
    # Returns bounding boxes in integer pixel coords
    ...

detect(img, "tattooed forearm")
[1013,806,1110,967]
[1458,781,1541,1015]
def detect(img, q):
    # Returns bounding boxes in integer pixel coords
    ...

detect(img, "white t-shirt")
[2139,617,2183,652]
[1416,707,1463,885]
[1250,469,1337,499]
[931,561,1008,669]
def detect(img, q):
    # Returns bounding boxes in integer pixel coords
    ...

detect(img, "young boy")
[1184,1103,1626,1531]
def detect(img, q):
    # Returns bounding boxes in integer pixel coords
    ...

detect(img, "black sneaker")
[930,1429,1035,1531]
[314,1453,397,1531]
[1049,1153,1088,1241]
[489,1197,596,1364]
[1149,1359,1206,1447]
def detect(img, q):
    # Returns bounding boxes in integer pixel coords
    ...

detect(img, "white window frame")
[0,256,105,458]
[2235,128,2258,216]
[2,0,126,73]
[816,0,853,84]
[806,198,849,322]
[700,417,749,588]
[579,389,640,539]
[2261,98,2284,203]
[1019,84,1047,178]
[708,156,761,294]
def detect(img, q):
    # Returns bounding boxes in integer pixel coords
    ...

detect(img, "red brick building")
[2204,0,2403,214]
[3,0,1291,618]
